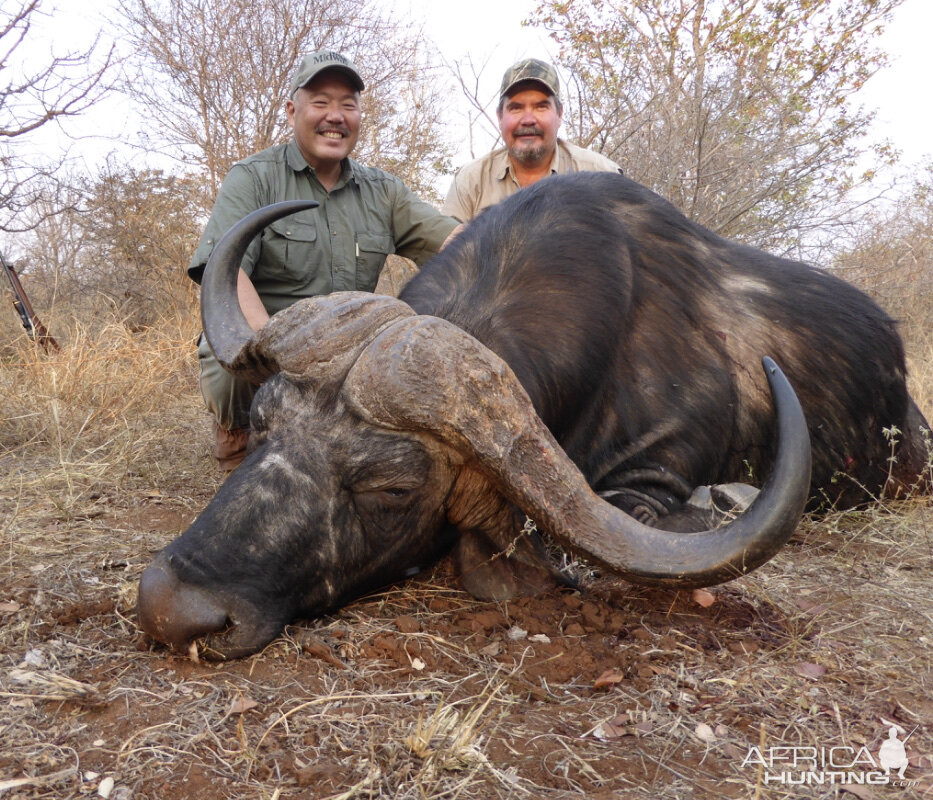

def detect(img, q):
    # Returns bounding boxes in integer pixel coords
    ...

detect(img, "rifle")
[1,249,59,353]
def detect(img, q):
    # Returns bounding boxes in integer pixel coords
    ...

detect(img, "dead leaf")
[794,662,827,680]
[297,633,345,668]
[593,669,625,689]
[694,722,716,743]
[795,598,828,614]
[592,717,631,740]
[0,601,21,613]
[722,742,746,760]
[227,695,259,715]
[634,719,654,735]
[692,588,716,607]
[480,641,501,657]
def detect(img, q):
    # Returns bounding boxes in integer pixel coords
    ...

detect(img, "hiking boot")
[212,421,249,472]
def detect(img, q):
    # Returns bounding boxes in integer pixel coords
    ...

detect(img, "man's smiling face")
[287,71,362,173]
[497,83,562,169]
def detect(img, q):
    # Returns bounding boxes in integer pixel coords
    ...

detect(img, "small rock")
[694,723,716,743]
[97,776,115,798]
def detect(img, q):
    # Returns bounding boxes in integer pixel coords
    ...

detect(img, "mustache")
[316,125,349,137]
[514,126,544,137]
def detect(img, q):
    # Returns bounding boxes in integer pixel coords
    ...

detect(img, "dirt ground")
[2,398,933,799]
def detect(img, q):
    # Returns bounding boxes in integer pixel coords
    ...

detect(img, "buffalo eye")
[355,485,418,509]
[349,484,423,538]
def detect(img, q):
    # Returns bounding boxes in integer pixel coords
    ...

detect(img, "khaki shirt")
[188,141,458,315]
[442,139,621,222]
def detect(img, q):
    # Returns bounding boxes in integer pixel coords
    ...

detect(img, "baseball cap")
[289,51,365,97]
[499,58,560,100]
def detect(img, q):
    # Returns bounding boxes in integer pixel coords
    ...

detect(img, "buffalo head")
[138,201,811,659]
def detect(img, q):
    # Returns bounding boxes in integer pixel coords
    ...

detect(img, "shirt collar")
[286,140,354,188]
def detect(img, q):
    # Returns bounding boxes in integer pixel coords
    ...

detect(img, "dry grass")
[1,309,932,799]
[907,325,933,418]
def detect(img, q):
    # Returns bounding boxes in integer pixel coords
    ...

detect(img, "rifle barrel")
[1,250,60,352]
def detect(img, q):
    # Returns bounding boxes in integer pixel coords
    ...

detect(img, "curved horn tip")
[201,200,321,374]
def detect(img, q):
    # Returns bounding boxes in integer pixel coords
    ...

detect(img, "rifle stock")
[1,249,59,353]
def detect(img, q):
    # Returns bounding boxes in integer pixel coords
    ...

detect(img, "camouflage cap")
[499,58,560,100]
[289,51,365,97]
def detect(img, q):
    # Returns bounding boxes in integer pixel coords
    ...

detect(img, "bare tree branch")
[115,0,454,204]
[0,0,115,232]
[530,0,905,254]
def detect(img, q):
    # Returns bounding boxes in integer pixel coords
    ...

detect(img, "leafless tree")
[115,0,454,204]
[75,165,202,327]
[0,0,114,232]
[19,165,203,331]
[833,161,933,347]
[448,54,503,161]
[530,0,904,254]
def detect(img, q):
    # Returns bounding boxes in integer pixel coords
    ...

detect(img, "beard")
[510,141,549,165]
[508,127,550,166]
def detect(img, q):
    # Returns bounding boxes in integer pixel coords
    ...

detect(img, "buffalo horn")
[344,315,812,588]
[200,201,415,386]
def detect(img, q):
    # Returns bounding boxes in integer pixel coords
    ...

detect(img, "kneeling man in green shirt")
[188,51,460,470]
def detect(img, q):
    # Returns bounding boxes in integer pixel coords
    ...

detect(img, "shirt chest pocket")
[355,232,393,291]
[264,217,318,280]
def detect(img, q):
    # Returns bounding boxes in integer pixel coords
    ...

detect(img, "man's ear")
[285,98,296,127]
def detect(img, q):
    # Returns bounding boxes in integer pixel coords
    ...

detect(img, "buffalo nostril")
[137,563,229,653]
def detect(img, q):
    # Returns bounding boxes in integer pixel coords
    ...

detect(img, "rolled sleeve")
[187,165,264,284]
[390,180,459,265]
[441,171,473,223]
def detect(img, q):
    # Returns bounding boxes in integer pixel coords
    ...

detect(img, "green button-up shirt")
[188,141,459,315]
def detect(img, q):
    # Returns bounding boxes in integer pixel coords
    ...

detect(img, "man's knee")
[197,335,255,431]
[197,335,254,470]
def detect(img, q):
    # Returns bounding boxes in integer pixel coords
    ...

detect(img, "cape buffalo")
[138,172,930,659]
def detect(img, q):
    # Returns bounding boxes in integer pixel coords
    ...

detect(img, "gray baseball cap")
[499,58,560,100]
[289,51,365,97]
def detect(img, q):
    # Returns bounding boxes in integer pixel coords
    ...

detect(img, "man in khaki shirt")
[443,59,621,222]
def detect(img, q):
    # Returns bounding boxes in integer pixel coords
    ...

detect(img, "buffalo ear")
[454,525,562,602]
